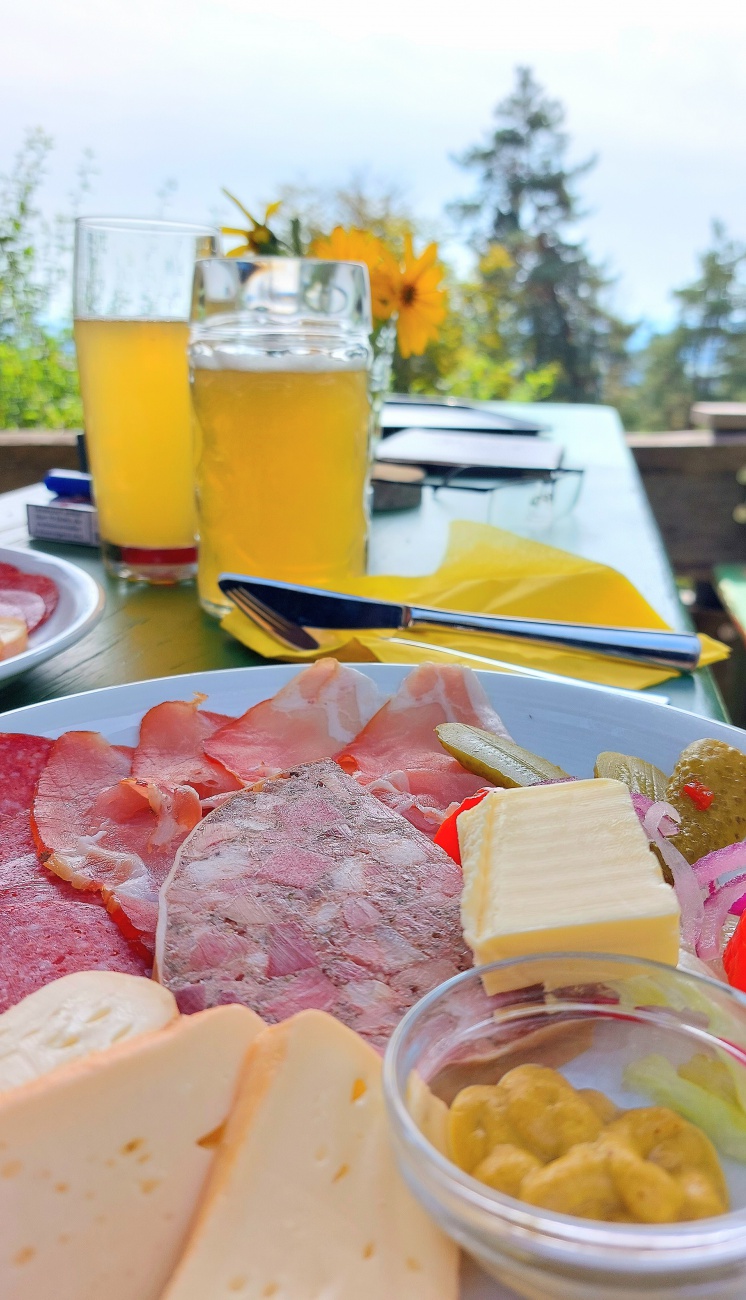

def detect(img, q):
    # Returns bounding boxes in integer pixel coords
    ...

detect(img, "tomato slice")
[434,788,491,864]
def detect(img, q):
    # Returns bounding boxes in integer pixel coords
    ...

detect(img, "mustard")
[448,1064,728,1223]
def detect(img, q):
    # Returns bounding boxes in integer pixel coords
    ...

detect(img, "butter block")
[0,971,178,1092]
[458,779,680,986]
[161,1009,459,1300]
[0,1003,263,1300]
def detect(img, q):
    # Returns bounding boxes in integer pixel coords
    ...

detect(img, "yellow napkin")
[220,521,728,690]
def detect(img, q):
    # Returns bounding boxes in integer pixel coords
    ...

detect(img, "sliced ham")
[32,731,202,950]
[0,734,146,1011]
[204,659,383,783]
[132,699,243,800]
[0,563,58,626]
[0,588,46,633]
[156,760,470,1049]
[337,663,511,831]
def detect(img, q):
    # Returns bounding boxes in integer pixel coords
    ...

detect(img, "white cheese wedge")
[0,971,178,1092]
[0,1003,262,1300]
[459,778,680,990]
[161,1009,459,1300]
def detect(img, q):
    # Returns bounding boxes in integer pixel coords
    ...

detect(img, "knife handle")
[406,606,701,672]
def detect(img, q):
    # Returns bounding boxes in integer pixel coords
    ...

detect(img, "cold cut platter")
[2,661,746,1300]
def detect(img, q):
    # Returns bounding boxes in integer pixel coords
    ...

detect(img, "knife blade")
[218,574,702,672]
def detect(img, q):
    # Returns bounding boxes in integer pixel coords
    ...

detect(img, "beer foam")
[190,345,368,372]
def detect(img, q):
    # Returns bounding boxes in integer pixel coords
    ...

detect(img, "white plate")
[2,663,744,1300]
[0,546,105,684]
[1,662,744,764]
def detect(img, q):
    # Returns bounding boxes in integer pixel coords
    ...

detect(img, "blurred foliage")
[0,334,81,428]
[6,72,746,433]
[0,128,88,428]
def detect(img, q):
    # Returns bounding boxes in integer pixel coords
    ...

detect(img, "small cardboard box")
[27,499,100,548]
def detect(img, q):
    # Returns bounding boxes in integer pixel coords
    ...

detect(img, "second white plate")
[0,546,105,684]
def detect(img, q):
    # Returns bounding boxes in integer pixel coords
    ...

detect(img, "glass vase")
[369,317,397,446]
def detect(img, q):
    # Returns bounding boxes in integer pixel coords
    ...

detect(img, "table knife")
[218,574,702,672]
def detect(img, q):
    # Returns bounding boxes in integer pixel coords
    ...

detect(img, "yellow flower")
[310,226,401,324]
[395,235,447,358]
[221,191,284,256]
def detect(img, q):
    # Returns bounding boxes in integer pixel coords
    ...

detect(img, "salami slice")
[156,761,470,1048]
[32,731,202,949]
[132,700,243,800]
[0,733,147,1012]
[337,663,511,833]
[0,733,54,820]
[0,563,58,626]
[204,659,383,783]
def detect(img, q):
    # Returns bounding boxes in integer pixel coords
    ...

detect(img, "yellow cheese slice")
[161,1009,459,1300]
[0,616,27,661]
[0,1003,262,1300]
[459,778,680,991]
[0,972,178,1092]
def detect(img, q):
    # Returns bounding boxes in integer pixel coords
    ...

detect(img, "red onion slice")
[642,801,704,952]
[693,839,746,890]
[632,792,678,836]
[698,875,746,964]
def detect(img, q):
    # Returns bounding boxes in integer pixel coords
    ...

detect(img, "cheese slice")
[0,616,27,661]
[0,1003,262,1300]
[459,778,680,990]
[0,972,178,1092]
[161,1009,459,1300]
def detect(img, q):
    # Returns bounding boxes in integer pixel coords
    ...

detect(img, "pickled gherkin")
[594,752,668,802]
[435,723,570,787]
[665,738,746,864]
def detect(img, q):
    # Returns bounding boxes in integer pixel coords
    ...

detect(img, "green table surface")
[0,401,727,721]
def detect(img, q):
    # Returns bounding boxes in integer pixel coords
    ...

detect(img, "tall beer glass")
[189,257,372,616]
[74,218,218,583]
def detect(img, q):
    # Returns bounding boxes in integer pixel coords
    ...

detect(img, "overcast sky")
[2,0,745,327]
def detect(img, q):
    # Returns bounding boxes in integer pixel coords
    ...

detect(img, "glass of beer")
[74,217,218,583]
[189,256,372,617]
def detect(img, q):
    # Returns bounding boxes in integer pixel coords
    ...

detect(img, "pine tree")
[452,66,632,402]
[632,222,746,430]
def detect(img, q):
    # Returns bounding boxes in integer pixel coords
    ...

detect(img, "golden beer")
[191,359,370,614]
[74,319,196,550]
[74,217,217,582]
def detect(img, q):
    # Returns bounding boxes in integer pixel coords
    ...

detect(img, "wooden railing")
[627,430,746,578]
[0,430,81,493]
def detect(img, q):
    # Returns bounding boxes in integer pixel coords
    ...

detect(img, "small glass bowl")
[383,953,746,1300]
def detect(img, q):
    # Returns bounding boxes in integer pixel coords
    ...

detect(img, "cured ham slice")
[337,663,511,832]
[0,588,46,632]
[205,659,383,783]
[0,562,58,626]
[156,761,470,1049]
[132,700,243,800]
[0,734,146,1012]
[32,731,202,950]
